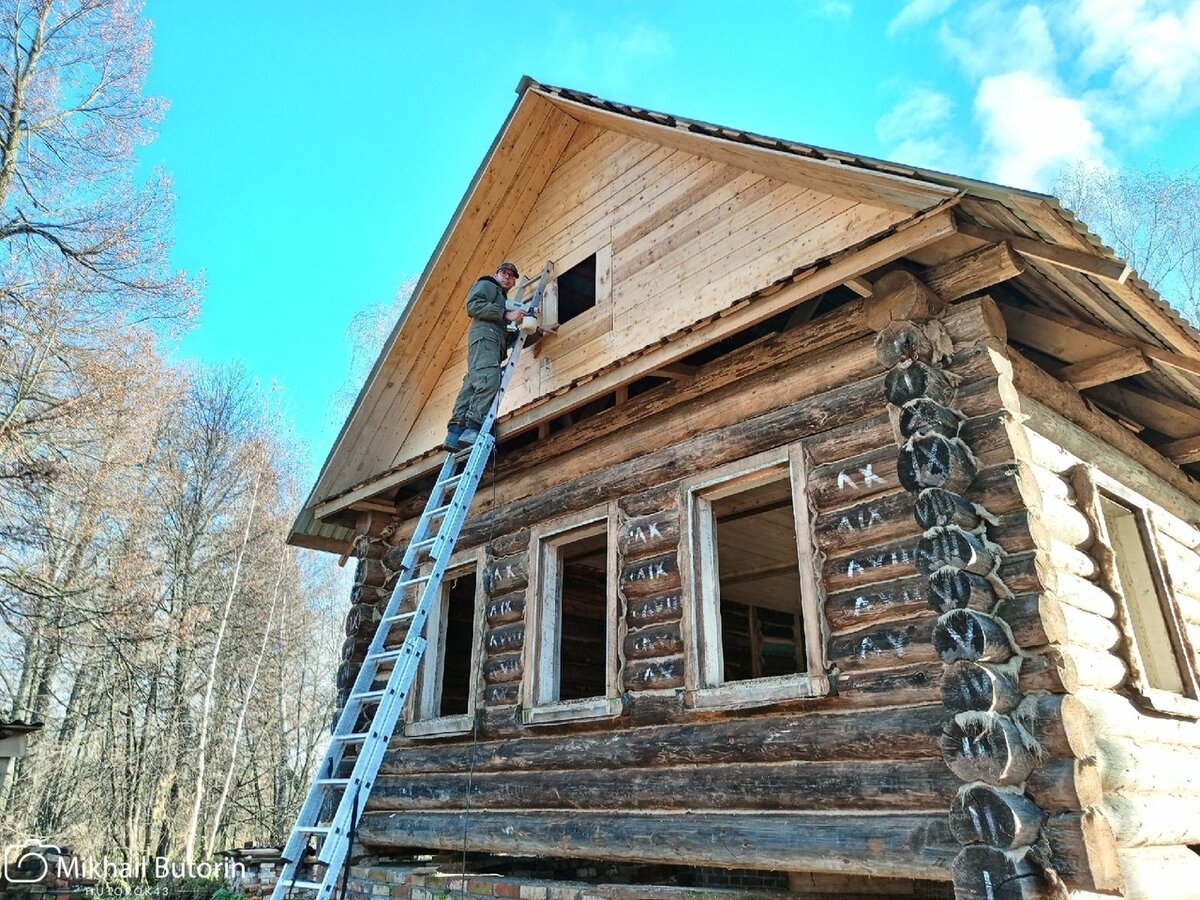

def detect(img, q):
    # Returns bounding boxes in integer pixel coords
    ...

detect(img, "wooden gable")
[303,84,954,526]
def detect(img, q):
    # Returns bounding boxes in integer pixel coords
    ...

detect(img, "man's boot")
[442,421,464,451]
[457,421,482,448]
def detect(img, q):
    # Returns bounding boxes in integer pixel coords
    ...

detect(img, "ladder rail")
[272,261,554,899]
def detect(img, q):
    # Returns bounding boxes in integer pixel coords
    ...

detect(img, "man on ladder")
[443,261,526,451]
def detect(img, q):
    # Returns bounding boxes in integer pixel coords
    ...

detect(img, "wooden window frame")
[403,551,487,738]
[541,240,613,337]
[521,502,623,726]
[681,445,829,711]
[1074,464,1200,718]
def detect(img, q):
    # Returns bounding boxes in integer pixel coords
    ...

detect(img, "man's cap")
[497,261,519,277]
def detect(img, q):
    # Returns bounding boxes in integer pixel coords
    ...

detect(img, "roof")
[290,77,1200,553]
[0,719,43,741]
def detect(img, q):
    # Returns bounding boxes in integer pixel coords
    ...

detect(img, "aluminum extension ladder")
[273,261,554,899]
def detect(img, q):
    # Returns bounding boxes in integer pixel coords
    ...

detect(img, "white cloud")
[876,88,961,171]
[940,2,1057,79]
[545,19,674,91]
[1073,0,1200,117]
[815,0,854,19]
[888,0,956,35]
[975,71,1107,188]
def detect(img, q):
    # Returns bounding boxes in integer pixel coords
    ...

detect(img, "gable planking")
[392,128,911,467]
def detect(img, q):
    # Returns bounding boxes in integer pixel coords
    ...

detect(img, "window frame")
[681,445,829,711]
[540,241,613,337]
[522,501,623,725]
[1074,464,1200,717]
[403,551,487,738]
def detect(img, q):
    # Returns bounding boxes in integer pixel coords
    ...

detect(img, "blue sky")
[141,0,1200,483]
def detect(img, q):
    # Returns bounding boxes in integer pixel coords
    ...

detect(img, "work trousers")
[450,331,503,426]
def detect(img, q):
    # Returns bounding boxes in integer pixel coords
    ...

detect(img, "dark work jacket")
[465,276,509,345]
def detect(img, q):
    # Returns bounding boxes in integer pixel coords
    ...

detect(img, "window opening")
[1099,496,1188,695]
[557,253,597,325]
[540,522,610,703]
[709,474,805,683]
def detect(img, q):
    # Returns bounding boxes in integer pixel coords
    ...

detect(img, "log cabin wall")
[337,290,1123,893]
[1005,376,1200,900]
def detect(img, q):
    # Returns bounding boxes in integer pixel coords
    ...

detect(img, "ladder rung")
[397,574,432,588]
[412,536,437,550]
[382,610,416,625]
[315,777,350,787]
[367,648,403,663]
[297,825,332,834]
[427,503,451,518]
[351,689,387,702]
[438,473,464,489]
[333,732,370,743]
[284,880,324,891]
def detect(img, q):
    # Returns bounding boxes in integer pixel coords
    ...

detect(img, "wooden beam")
[349,499,398,515]
[957,217,1132,284]
[845,276,873,297]
[1059,348,1150,390]
[649,362,697,380]
[1157,434,1200,465]
[1087,382,1200,439]
[1000,301,1200,379]
[1009,354,1200,511]
[923,241,1026,301]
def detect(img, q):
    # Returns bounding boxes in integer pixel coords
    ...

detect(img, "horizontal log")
[994,593,1067,649]
[486,527,530,558]
[942,660,1023,714]
[482,653,522,685]
[1062,645,1127,691]
[950,782,1045,848]
[1037,494,1092,549]
[619,551,681,598]
[354,557,388,588]
[951,844,1055,900]
[349,584,388,606]
[810,446,899,512]
[623,621,683,660]
[923,240,1026,302]
[484,622,524,656]
[933,609,1013,664]
[862,270,947,329]
[898,434,978,493]
[898,398,963,439]
[485,592,525,627]
[1103,792,1200,847]
[914,487,983,531]
[1050,572,1116,619]
[618,511,680,562]
[942,712,1038,785]
[380,704,949,775]
[885,360,956,406]
[1025,756,1103,811]
[917,527,997,577]
[486,552,528,596]
[1076,687,1200,747]
[1115,846,1200,899]
[874,320,939,369]
[1045,537,1098,580]
[828,615,938,673]
[1014,693,1097,760]
[626,591,683,627]
[381,543,408,571]
[928,569,997,615]
[823,536,920,593]
[622,656,684,691]
[814,490,915,555]
[483,683,519,706]
[357,810,958,878]
[1097,736,1200,795]
[825,574,930,630]
[833,660,943,707]
[369,759,959,813]
[345,601,382,638]
[1016,651,1078,695]
[1059,601,1121,652]
[806,412,892,466]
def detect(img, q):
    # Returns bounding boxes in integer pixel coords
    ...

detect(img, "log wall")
[1010,394,1200,898]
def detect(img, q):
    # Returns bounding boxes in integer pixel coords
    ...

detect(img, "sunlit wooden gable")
[291,78,1200,552]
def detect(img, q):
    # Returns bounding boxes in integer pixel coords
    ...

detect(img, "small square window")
[556,253,597,325]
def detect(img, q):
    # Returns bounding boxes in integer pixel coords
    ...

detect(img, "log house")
[291,79,1200,899]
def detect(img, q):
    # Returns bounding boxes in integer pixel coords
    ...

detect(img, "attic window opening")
[557,254,597,325]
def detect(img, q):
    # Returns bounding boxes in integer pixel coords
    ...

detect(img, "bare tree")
[1054,164,1200,321]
